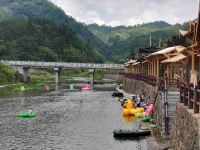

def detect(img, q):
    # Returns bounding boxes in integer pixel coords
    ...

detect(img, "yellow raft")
[122,99,144,116]
[123,108,144,116]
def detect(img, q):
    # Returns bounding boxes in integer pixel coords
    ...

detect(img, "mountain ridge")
[0,0,189,63]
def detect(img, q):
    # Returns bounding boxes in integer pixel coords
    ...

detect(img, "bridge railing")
[1,60,124,69]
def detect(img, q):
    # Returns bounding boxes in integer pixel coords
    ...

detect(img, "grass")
[3,76,55,92]
[0,69,117,92]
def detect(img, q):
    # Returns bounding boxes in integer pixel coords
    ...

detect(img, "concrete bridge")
[1,60,124,84]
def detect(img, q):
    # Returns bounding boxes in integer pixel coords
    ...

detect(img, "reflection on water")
[0,84,158,150]
[19,95,25,112]
[123,116,136,127]
[55,84,59,92]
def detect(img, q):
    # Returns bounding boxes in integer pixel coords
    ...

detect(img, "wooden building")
[124,46,186,79]
[124,60,137,73]
[179,10,200,85]
[146,46,186,78]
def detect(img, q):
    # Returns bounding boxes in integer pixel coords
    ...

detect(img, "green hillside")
[0,18,104,63]
[0,0,108,59]
[88,21,189,62]
[0,0,190,63]
[88,21,171,43]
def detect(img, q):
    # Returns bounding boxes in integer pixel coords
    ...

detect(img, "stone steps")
[162,90,179,135]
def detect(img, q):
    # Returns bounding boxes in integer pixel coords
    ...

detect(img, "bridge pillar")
[54,67,62,84]
[89,69,95,87]
[22,66,30,83]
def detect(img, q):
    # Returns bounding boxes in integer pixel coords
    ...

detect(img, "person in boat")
[136,95,141,107]
[119,98,127,107]
[27,107,33,114]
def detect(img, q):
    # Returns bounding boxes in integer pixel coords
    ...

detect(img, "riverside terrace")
[122,6,200,116]
[1,60,124,84]
[120,4,200,140]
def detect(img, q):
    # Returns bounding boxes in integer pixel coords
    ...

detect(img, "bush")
[0,63,21,85]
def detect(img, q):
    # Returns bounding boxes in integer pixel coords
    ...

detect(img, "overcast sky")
[51,0,199,26]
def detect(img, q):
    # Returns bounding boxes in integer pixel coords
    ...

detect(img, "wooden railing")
[180,83,200,114]
[119,73,157,86]
[119,73,179,90]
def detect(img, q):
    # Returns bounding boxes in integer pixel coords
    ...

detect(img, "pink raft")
[145,103,154,117]
[82,84,91,91]
[44,85,49,91]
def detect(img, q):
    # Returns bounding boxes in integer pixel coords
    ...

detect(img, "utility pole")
[159,37,162,48]
[150,34,152,47]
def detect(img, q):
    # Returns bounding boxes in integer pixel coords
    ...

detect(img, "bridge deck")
[1,60,124,70]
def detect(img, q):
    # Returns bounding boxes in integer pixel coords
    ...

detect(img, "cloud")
[50,0,199,26]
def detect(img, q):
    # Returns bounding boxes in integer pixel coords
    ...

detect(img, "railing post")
[194,89,199,114]
[189,88,193,109]
[180,84,184,103]
[177,79,180,89]
[184,85,188,106]
[164,77,169,135]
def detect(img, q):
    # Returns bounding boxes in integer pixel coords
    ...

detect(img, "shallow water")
[0,85,157,150]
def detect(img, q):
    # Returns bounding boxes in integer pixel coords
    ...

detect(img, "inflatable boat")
[17,113,36,118]
[113,129,151,137]
[141,117,154,122]
[82,84,91,91]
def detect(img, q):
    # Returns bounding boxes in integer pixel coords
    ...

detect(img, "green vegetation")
[61,70,104,80]
[0,18,104,62]
[88,22,189,62]
[2,75,55,92]
[94,70,104,80]
[0,69,107,92]
[0,0,106,62]
[29,69,50,76]
[0,63,21,85]
[0,0,191,64]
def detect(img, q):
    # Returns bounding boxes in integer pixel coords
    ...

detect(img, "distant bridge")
[1,60,124,70]
[1,60,124,84]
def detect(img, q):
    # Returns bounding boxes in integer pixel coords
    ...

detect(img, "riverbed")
[0,84,159,150]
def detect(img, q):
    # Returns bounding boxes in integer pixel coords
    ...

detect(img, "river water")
[0,84,158,150]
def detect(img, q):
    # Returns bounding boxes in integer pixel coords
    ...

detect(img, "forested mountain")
[88,22,189,62]
[0,0,108,61]
[0,0,190,63]
[88,21,171,43]
[0,18,104,62]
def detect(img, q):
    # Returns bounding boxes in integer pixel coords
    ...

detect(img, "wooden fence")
[119,73,157,86]
[119,73,179,90]
[180,83,200,114]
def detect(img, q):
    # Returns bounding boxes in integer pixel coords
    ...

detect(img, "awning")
[125,59,137,64]
[179,30,190,37]
[147,46,186,57]
[161,53,186,63]
[132,62,140,66]
[124,63,132,67]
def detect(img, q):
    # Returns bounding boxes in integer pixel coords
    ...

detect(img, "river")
[0,84,159,150]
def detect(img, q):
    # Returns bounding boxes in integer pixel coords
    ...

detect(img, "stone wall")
[120,75,156,96]
[153,91,165,135]
[171,103,200,150]
[120,75,168,137]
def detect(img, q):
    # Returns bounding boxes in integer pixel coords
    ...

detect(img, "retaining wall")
[171,103,200,150]
[120,75,164,133]
[121,75,156,96]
